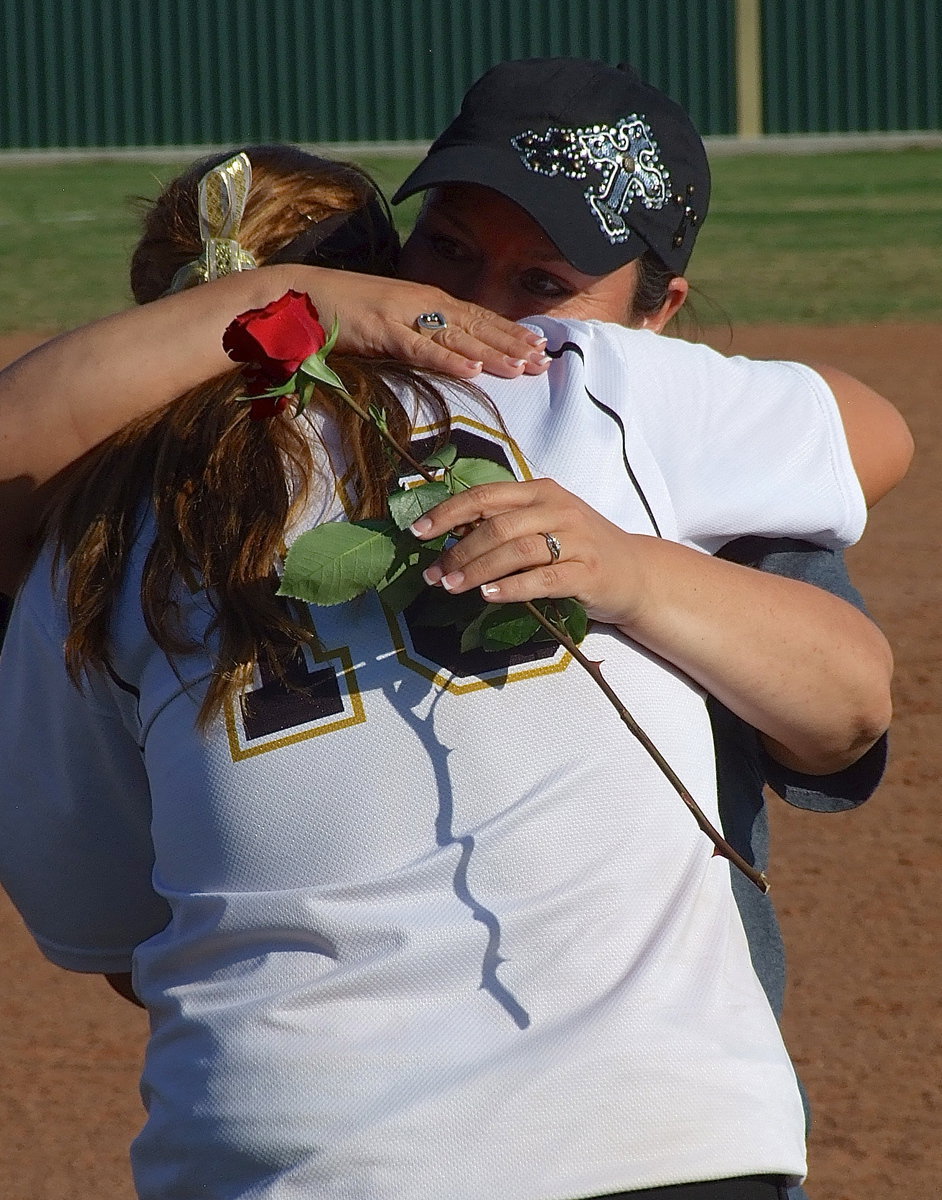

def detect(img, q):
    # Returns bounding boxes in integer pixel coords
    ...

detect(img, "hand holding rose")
[409,477,650,630]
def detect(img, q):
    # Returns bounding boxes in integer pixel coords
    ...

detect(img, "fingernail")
[527,334,548,348]
[410,517,433,536]
[481,584,500,597]
[422,564,443,585]
[441,571,464,592]
[529,352,551,366]
[506,358,526,368]
[467,360,483,373]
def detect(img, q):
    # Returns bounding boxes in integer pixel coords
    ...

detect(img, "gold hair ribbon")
[167,152,258,293]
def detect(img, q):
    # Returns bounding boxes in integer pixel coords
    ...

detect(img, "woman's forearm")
[0,266,547,593]
[0,265,547,490]
[413,479,893,777]
[617,536,893,773]
[0,271,286,593]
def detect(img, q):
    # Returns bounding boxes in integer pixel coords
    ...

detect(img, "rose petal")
[224,290,326,382]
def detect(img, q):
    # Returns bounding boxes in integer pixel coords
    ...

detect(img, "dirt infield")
[0,323,939,1199]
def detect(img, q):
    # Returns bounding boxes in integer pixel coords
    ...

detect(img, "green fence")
[0,0,735,148]
[762,0,941,133]
[0,0,939,151]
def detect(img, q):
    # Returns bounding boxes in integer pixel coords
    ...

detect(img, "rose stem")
[521,600,770,893]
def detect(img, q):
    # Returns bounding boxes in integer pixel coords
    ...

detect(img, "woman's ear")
[644,276,689,333]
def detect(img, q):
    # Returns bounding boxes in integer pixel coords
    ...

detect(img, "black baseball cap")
[392,58,710,276]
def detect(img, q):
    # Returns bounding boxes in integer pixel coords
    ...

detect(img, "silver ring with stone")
[415,311,448,335]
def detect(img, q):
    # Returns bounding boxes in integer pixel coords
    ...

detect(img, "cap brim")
[392,144,651,277]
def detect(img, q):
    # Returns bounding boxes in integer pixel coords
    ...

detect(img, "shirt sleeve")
[0,586,170,973]
[576,323,869,554]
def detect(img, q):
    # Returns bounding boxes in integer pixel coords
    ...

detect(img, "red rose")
[223,290,327,385]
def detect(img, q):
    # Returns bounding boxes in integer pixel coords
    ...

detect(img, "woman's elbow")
[763,709,889,776]
[764,642,894,776]
[821,643,895,773]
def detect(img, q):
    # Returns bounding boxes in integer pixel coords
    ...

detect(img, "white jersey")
[0,319,865,1199]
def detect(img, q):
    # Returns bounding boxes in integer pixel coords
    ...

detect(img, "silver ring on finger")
[542,532,562,563]
[415,311,448,336]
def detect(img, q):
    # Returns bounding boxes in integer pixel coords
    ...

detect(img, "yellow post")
[735,0,763,138]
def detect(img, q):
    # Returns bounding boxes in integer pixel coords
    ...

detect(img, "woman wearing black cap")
[0,65,908,1200]
[391,60,907,1200]
[393,59,711,293]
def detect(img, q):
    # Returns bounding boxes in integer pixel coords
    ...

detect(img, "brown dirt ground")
[0,324,939,1200]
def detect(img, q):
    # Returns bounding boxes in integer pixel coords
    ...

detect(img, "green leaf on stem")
[377,542,436,613]
[387,481,452,531]
[458,605,490,652]
[413,588,489,632]
[368,403,390,434]
[422,443,458,471]
[298,357,347,395]
[447,457,516,491]
[532,597,590,645]
[356,517,398,535]
[294,378,317,415]
[278,521,396,605]
[351,520,445,613]
[476,603,542,651]
[243,378,297,400]
[322,314,341,356]
[297,318,346,396]
[460,597,590,654]
[377,560,428,613]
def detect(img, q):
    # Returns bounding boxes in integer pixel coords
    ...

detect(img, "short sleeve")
[560,322,869,554]
[0,587,170,972]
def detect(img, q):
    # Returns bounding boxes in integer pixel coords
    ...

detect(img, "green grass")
[0,159,190,332]
[1,147,941,333]
[691,147,942,324]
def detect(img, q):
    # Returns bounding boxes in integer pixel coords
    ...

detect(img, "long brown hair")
[47,145,457,725]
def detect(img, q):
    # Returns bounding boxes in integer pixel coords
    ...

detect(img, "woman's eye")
[520,270,573,299]
[427,234,473,263]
